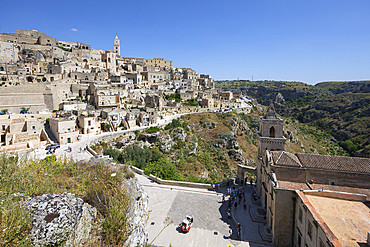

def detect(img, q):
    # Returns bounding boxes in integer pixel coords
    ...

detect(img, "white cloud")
[71,28,78,32]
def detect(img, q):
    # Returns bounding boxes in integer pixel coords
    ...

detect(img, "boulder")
[25,193,96,247]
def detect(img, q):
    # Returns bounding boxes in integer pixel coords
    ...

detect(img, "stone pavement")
[136,174,274,247]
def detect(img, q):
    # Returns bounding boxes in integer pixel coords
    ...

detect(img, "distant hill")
[216,80,370,158]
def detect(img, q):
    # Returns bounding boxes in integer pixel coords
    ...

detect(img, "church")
[243,102,370,247]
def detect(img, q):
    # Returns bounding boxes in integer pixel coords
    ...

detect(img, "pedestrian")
[244,199,246,210]
[222,194,225,202]
[229,227,233,238]
[234,200,237,209]
[80,147,82,153]
[212,184,215,191]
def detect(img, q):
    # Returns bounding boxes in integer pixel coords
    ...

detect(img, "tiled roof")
[271,151,302,167]
[277,181,310,190]
[310,184,370,201]
[296,153,370,174]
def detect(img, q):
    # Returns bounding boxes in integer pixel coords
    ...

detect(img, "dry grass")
[0,154,132,246]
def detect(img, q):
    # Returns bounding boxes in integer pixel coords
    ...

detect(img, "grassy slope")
[0,155,133,246]
[215,80,370,157]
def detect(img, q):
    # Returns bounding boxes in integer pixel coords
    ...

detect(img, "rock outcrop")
[124,176,149,246]
[25,193,96,246]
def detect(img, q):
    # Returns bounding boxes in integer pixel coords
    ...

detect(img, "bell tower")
[114,34,120,56]
[257,101,286,157]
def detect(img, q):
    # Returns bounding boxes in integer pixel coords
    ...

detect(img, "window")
[2,125,5,131]
[269,126,275,137]
[307,221,312,239]
[299,207,303,222]
[32,126,35,129]
[297,231,302,246]
[319,239,325,247]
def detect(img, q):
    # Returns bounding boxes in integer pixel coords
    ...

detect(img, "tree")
[339,140,358,156]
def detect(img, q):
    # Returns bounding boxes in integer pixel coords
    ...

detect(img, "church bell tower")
[114,34,120,56]
[257,101,286,158]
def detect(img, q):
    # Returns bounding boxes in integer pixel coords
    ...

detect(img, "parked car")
[45,143,60,150]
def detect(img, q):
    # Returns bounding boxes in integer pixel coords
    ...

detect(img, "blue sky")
[1,0,370,85]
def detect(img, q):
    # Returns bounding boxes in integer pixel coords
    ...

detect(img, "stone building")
[143,58,172,69]
[102,51,117,74]
[0,29,56,46]
[0,115,45,151]
[250,102,370,247]
[49,118,79,145]
[77,115,100,134]
[0,41,18,64]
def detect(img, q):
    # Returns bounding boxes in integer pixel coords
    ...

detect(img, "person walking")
[237,223,241,238]
[229,227,233,238]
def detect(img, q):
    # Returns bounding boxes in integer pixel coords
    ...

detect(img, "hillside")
[94,111,342,184]
[216,80,370,157]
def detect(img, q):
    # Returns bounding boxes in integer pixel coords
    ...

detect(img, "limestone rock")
[228,149,243,161]
[25,193,95,247]
[124,177,149,246]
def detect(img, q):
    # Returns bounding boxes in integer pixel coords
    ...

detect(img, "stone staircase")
[258,224,273,242]
[249,206,267,223]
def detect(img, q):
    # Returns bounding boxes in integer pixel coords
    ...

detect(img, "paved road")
[28,113,187,162]
[137,174,273,247]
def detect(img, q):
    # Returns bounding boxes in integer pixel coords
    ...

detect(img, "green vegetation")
[57,46,72,52]
[0,154,133,246]
[104,145,164,169]
[216,79,370,157]
[183,98,198,106]
[164,118,189,131]
[163,93,182,102]
[145,126,161,134]
[130,106,145,111]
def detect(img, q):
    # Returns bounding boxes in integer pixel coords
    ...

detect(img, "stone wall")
[274,165,370,189]
[0,82,73,112]
[273,188,295,247]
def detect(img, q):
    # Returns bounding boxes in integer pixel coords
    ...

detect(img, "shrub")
[164,118,188,131]
[143,158,183,181]
[146,126,160,134]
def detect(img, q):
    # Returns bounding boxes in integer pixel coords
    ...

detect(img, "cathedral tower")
[114,34,120,56]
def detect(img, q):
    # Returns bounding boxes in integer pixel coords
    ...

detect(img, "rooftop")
[271,151,302,167]
[304,193,370,247]
[310,183,370,201]
[270,151,370,174]
[297,153,370,174]
[277,181,310,190]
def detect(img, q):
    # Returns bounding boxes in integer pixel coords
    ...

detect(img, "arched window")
[269,126,275,138]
